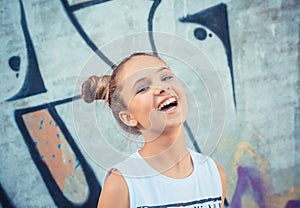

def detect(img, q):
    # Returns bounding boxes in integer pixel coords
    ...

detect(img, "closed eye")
[161,75,173,81]
[136,86,150,94]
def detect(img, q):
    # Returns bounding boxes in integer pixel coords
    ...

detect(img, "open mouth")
[157,97,178,112]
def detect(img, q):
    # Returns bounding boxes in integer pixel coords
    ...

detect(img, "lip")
[155,95,178,112]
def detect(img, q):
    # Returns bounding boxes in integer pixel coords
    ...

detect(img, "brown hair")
[82,52,159,135]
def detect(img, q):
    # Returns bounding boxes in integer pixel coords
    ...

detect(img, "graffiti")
[14,95,101,207]
[8,56,21,78]
[230,165,300,208]
[228,142,300,207]
[0,183,15,208]
[61,0,203,153]
[0,0,299,207]
[231,166,266,208]
[285,200,300,208]
[3,0,101,206]
[6,0,47,102]
[147,0,161,54]
[183,122,201,153]
[61,0,115,67]
[68,0,112,11]
[179,3,236,108]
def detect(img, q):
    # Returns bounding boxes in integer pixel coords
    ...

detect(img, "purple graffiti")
[285,200,300,208]
[231,166,267,208]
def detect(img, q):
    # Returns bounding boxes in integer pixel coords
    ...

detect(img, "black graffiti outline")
[61,0,115,68]
[179,3,237,109]
[0,182,15,208]
[69,0,112,11]
[60,0,202,153]
[148,0,161,54]
[6,0,47,102]
[147,0,202,153]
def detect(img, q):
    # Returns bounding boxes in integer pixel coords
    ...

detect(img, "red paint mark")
[23,109,75,191]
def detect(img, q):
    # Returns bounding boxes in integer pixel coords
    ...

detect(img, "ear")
[119,111,138,127]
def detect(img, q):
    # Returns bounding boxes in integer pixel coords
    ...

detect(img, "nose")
[152,85,169,95]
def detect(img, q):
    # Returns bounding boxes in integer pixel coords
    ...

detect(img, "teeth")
[158,97,176,110]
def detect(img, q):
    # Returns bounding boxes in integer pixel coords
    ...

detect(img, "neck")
[141,124,186,155]
[139,125,192,177]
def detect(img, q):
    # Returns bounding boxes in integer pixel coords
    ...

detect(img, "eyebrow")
[133,67,170,89]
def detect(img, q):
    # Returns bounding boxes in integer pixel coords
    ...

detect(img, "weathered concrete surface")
[0,0,299,207]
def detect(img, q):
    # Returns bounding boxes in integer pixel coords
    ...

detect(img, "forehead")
[117,55,168,83]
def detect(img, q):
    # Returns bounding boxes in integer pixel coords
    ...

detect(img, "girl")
[82,53,226,208]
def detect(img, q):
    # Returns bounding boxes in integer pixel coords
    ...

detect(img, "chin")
[165,118,185,130]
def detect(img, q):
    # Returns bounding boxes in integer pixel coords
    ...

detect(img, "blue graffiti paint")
[75,162,80,170]
[58,144,61,149]
[56,134,60,138]
[39,120,44,130]
[52,154,56,158]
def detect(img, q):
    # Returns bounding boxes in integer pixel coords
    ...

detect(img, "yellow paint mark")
[232,141,269,173]
[226,141,271,201]
[241,195,260,208]
[228,141,300,207]
[266,186,300,207]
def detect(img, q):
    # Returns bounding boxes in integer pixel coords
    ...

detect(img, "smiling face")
[116,55,188,137]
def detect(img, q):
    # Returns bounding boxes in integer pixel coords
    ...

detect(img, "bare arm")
[97,170,130,208]
[214,161,227,208]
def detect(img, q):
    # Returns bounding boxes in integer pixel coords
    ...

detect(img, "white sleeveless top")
[105,150,222,208]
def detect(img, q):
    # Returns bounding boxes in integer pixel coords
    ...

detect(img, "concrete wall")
[0,0,299,207]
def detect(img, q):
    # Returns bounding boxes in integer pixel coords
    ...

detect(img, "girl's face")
[117,55,188,136]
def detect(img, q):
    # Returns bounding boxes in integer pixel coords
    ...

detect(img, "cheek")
[173,81,186,97]
[174,82,188,109]
[129,95,153,115]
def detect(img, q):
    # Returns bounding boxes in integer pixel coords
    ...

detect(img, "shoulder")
[213,160,226,207]
[190,152,226,187]
[103,169,128,192]
[214,160,226,181]
[190,150,226,179]
[97,170,129,208]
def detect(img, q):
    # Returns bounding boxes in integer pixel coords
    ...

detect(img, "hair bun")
[81,75,111,103]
